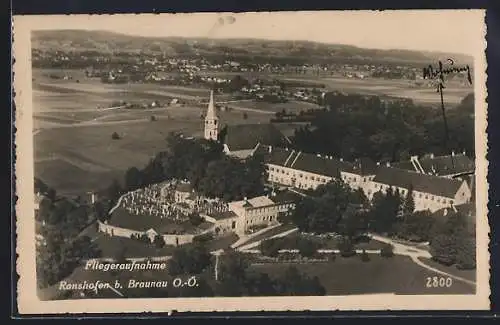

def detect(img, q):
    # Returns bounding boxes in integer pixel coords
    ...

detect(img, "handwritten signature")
[422,59,472,91]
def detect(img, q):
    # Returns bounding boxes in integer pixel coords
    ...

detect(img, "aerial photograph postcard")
[13,10,489,314]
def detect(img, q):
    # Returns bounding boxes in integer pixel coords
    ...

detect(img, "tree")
[455,234,476,269]
[260,238,281,257]
[369,188,403,234]
[111,132,120,140]
[297,238,318,258]
[246,272,278,296]
[429,234,456,265]
[168,244,211,276]
[153,235,166,249]
[124,167,143,191]
[34,177,50,195]
[219,250,250,283]
[94,201,108,222]
[46,188,57,201]
[275,266,326,296]
[198,155,265,201]
[396,210,435,242]
[429,211,474,267]
[243,112,248,120]
[188,213,204,227]
[360,250,371,262]
[106,179,122,204]
[227,75,249,92]
[150,115,157,122]
[290,179,356,234]
[380,243,395,258]
[337,206,369,240]
[402,185,415,216]
[337,237,356,257]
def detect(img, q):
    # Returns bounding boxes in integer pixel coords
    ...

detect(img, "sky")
[23,10,486,55]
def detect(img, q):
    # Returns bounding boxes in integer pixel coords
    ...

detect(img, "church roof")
[372,166,466,198]
[392,153,474,177]
[205,90,218,121]
[264,147,354,178]
[223,124,289,151]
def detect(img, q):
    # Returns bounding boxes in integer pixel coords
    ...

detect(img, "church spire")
[204,90,219,141]
[206,90,217,120]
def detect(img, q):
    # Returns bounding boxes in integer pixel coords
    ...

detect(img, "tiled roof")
[372,166,466,198]
[351,157,378,176]
[265,147,354,178]
[392,153,474,176]
[210,210,238,221]
[223,124,289,151]
[228,195,276,211]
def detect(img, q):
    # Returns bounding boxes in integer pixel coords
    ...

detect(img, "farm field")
[192,70,472,105]
[33,104,290,195]
[249,255,476,295]
[32,68,306,194]
[228,100,322,114]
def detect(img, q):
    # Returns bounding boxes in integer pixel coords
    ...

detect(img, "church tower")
[204,90,219,141]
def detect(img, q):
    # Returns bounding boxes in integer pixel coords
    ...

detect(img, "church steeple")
[204,90,219,141]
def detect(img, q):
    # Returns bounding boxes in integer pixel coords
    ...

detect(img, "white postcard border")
[13,11,490,314]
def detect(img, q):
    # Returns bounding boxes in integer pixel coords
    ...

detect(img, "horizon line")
[32,29,474,58]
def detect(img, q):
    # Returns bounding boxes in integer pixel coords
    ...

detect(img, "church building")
[203,91,290,159]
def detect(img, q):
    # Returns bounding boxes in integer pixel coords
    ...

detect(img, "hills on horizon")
[32,29,474,66]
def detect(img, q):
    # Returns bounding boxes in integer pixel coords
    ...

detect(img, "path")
[368,233,476,286]
[410,255,476,286]
[230,224,282,249]
[236,227,298,251]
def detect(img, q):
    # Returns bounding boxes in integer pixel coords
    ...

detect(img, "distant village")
[32,49,473,89]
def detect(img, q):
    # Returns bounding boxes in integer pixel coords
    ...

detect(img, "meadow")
[249,255,476,295]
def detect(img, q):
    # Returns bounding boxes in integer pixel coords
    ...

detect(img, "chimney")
[268,145,272,153]
[376,162,380,166]
[452,150,455,157]
[340,158,343,162]
[462,150,466,155]
[430,153,434,159]
[386,162,391,167]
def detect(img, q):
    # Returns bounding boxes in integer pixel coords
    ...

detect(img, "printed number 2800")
[426,276,453,288]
